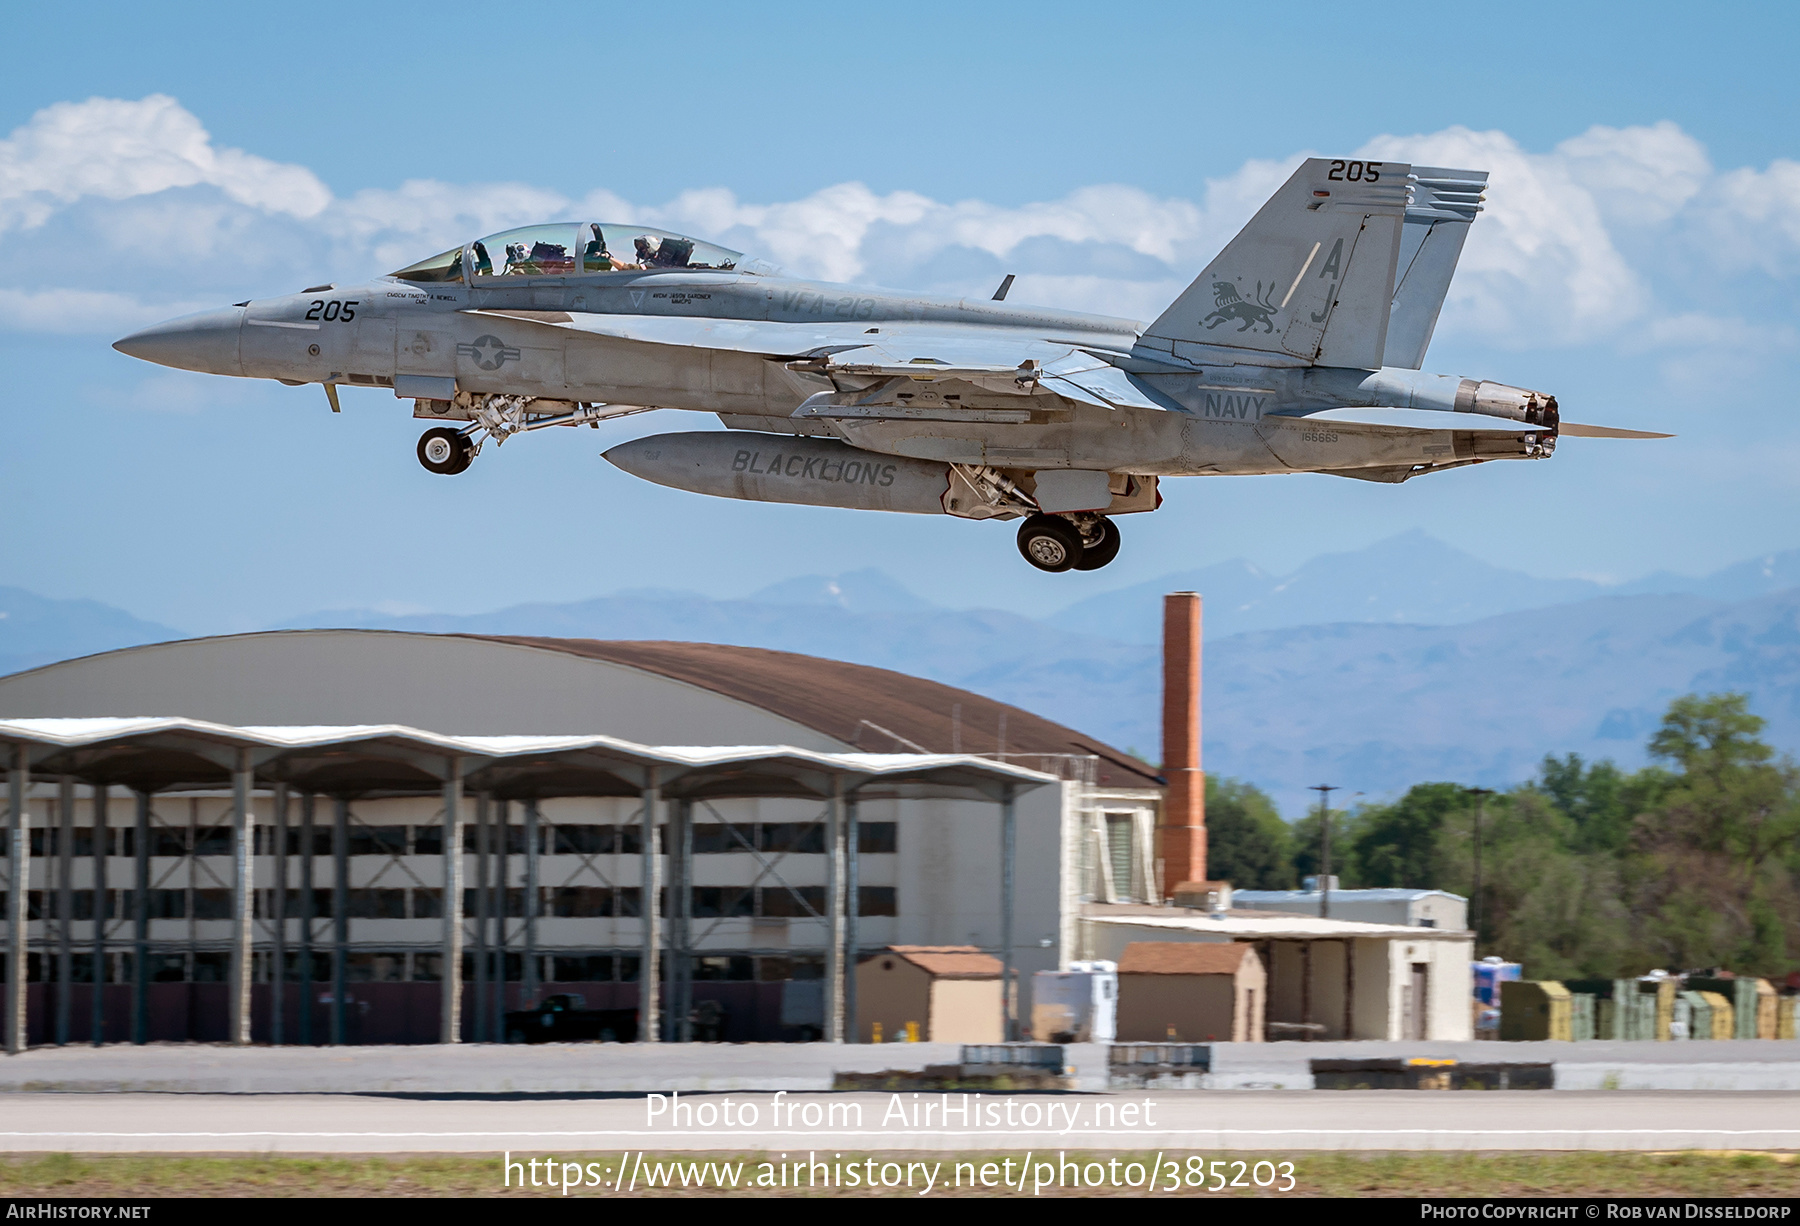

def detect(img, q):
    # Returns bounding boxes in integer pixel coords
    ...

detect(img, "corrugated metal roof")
[1118,941,1255,975]
[1232,888,1468,904]
[1085,910,1472,940]
[470,637,1161,788]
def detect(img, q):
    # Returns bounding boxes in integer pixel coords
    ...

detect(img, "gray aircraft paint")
[119,156,1636,551]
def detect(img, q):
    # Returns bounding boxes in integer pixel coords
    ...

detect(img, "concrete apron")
[4,1040,1800,1094]
[4,1090,1800,1153]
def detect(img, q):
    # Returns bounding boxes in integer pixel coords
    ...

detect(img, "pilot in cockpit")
[583,224,640,272]
[634,235,696,268]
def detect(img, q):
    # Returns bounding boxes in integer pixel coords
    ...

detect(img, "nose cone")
[113,305,246,376]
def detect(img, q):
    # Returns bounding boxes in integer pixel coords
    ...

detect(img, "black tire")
[1073,518,1122,570]
[506,1027,528,1045]
[417,427,471,475]
[1016,514,1085,573]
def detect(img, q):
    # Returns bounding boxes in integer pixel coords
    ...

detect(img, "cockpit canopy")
[388,223,743,284]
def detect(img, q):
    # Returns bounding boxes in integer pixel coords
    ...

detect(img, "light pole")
[1465,787,1494,943]
[1310,784,1337,918]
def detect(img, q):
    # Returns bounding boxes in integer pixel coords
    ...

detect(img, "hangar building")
[0,631,1162,1046]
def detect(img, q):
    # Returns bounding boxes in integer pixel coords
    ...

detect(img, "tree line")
[1203,692,1800,979]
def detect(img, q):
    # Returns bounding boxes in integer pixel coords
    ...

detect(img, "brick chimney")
[1158,591,1207,898]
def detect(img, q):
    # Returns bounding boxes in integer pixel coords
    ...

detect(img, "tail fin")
[1383,167,1487,369]
[1136,157,1411,370]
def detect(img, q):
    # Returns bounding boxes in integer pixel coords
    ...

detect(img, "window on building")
[857,822,897,854]
[760,823,824,854]
[691,823,749,853]
[551,887,613,918]
[691,887,753,918]
[346,953,406,983]
[691,955,755,981]
[858,886,898,916]
[148,954,187,983]
[349,826,408,857]
[191,952,229,982]
[554,825,612,855]
[193,889,232,920]
[1105,813,1137,901]
[757,954,825,981]
[150,827,189,857]
[193,826,231,857]
[347,889,407,919]
[758,886,825,918]
[552,955,615,982]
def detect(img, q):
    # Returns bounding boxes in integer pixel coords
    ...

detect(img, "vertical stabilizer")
[1136,158,1411,370]
[1383,168,1487,369]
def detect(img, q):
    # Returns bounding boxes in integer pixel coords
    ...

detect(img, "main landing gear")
[1016,513,1121,573]
[417,427,473,475]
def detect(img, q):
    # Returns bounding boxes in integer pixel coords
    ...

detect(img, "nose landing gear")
[1016,513,1121,572]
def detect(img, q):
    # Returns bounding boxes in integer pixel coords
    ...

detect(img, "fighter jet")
[113,158,1665,572]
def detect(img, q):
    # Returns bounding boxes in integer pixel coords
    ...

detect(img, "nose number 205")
[304,299,360,322]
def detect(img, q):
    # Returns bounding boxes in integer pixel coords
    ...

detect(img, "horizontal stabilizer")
[1559,422,1674,439]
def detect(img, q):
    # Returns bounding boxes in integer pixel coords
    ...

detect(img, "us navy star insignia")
[456,334,520,371]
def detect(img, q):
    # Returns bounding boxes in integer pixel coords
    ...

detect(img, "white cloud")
[1697,158,1800,276]
[1357,126,1648,345]
[1555,121,1712,227]
[0,95,330,233]
[0,287,210,334]
[3,94,1799,376]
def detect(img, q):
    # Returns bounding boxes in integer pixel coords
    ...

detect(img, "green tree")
[1631,693,1800,973]
[1350,782,1469,887]
[1290,806,1362,887]
[1203,776,1293,889]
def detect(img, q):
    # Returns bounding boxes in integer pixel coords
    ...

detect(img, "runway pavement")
[4,1090,1800,1153]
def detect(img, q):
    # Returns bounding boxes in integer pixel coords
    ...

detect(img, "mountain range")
[8,536,1800,814]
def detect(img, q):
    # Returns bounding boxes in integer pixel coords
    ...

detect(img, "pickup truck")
[504,993,638,1043]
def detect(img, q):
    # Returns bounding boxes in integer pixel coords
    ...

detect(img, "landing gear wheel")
[1073,517,1122,571]
[1016,514,1086,573]
[417,427,472,475]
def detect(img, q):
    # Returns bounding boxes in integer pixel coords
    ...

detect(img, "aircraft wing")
[474,307,1168,417]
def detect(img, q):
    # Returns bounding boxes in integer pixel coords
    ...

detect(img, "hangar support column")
[331,796,348,1045]
[639,770,661,1043]
[1001,783,1017,1041]
[441,757,465,1044]
[472,794,488,1042]
[4,745,28,1054]
[91,783,108,1046]
[230,750,254,1046]
[523,798,539,1009]
[492,800,508,1036]
[271,784,287,1046]
[843,792,860,1042]
[669,797,692,1042]
[131,789,149,1044]
[56,776,73,1046]
[824,777,845,1044]
[298,794,315,1047]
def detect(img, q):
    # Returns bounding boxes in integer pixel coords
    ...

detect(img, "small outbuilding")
[855,946,1004,1044]
[1115,941,1266,1043]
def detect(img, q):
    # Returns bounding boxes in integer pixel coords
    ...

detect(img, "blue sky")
[3,1,1799,631]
